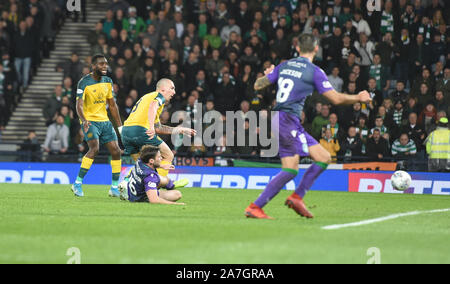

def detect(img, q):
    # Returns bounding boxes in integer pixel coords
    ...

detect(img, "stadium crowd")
[5,0,450,169]
[0,0,66,129]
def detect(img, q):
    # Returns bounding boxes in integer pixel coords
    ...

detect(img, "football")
[391,171,412,191]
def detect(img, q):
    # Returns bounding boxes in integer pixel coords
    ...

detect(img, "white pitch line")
[322,208,450,230]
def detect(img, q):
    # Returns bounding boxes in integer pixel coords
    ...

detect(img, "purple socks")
[254,169,297,208]
[295,163,328,198]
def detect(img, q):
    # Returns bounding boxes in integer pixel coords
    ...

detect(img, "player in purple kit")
[119,145,185,205]
[245,34,372,219]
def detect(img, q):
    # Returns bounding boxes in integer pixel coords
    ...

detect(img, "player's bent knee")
[89,147,100,156]
[173,190,182,201]
[323,152,332,164]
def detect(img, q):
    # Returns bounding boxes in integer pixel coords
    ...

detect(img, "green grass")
[0,184,449,264]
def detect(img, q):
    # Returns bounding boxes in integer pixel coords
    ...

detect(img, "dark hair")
[140,145,160,163]
[298,33,318,53]
[92,54,106,65]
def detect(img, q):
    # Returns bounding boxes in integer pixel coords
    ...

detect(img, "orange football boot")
[285,193,314,218]
[245,203,274,219]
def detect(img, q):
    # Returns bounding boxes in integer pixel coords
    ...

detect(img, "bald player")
[119,78,196,178]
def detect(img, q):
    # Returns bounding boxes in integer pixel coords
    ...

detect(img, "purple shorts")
[272,111,318,158]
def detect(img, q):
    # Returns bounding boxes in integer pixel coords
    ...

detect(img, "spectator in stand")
[339,126,363,162]
[436,68,450,104]
[395,28,412,84]
[234,119,257,157]
[214,72,237,115]
[325,113,343,141]
[327,67,344,93]
[220,17,241,42]
[434,90,449,114]
[311,104,330,140]
[320,128,340,163]
[120,96,134,122]
[380,101,395,121]
[355,115,370,152]
[419,103,437,133]
[19,130,41,162]
[13,20,34,91]
[136,70,156,98]
[405,96,420,117]
[57,53,84,90]
[343,102,362,129]
[88,21,107,46]
[366,128,390,161]
[402,112,426,154]
[369,54,390,97]
[43,114,69,155]
[367,77,383,110]
[354,33,375,73]
[409,34,431,83]
[392,133,417,170]
[43,85,63,126]
[389,81,408,104]
[352,10,371,37]
[322,6,338,36]
[411,68,435,99]
[392,100,407,128]
[370,116,390,141]
[189,136,207,157]
[392,133,417,157]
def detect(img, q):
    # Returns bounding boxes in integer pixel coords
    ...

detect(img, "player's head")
[140,145,162,168]
[156,78,176,102]
[296,33,319,57]
[91,54,108,76]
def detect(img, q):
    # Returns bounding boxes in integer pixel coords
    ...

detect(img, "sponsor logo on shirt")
[323,81,332,89]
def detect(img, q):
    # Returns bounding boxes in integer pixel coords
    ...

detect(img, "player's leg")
[253,155,299,208]
[159,190,182,202]
[120,126,140,184]
[102,122,122,197]
[104,140,122,197]
[159,175,189,190]
[72,139,99,197]
[157,141,174,177]
[246,112,299,219]
[72,122,101,197]
[295,143,331,198]
[285,143,331,219]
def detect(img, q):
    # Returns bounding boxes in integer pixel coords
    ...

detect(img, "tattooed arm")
[154,122,175,135]
[254,64,275,91]
[154,122,197,137]
[254,76,272,91]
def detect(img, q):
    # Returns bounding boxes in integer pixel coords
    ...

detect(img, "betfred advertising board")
[349,172,450,195]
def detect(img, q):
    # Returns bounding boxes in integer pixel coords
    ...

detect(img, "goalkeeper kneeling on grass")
[119,145,187,205]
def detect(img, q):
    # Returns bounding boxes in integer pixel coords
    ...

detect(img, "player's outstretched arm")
[146,190,185,205]
[107,98,123,128]
[322,89,372,106]
[154,122,197,137]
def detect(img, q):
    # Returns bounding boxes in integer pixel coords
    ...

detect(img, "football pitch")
[0,184,449,264]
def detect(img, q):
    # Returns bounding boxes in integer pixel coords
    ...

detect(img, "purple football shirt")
[266,56,334,119]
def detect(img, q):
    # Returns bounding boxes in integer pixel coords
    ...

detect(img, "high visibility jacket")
[426,127,450,159]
